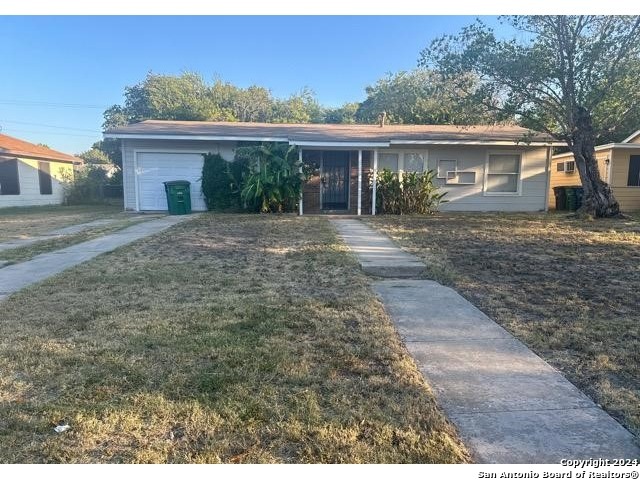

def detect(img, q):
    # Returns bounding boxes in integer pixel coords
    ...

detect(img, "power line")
[0,119,100,133]
[2,128,100,138]
[0,99,110,109]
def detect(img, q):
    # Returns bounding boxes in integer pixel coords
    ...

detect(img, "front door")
[321,152,350,210]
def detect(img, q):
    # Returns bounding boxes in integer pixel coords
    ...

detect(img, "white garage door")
[136,152,206,211]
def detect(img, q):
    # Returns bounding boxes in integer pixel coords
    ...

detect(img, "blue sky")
[0,16,501,154]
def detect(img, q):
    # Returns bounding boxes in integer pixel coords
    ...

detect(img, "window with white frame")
[486,153,521,194]
[437,159,457,179]
[404,152,425,172]
[379,153,399,172]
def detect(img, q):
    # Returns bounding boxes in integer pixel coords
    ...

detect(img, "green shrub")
[374,169,447,214]
[201,153,247,211]
[61,167,117,205]
[237,143,303,213]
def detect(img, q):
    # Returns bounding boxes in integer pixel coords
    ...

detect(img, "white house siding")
[122,139,236,211]
[121,139,549,212]
[0,157,73,208]
[426,146,549,212]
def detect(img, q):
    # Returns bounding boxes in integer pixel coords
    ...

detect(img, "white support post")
[357,149,362,216]
[298,148,304,216]
[372,149,378,215]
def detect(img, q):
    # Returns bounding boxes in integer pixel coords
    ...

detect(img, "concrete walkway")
[0,215,192,302]
[0,219,119,253]
[331,219,425,277]
[332,219,640,463]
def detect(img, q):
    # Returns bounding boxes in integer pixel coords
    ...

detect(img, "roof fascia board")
[0,151,77,163]
[289,141,390,148]
[103,133,290,142]
[390,139,557,146]
[621,130,640,143]
[552,143,640,159]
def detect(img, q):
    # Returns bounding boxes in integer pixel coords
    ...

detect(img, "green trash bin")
[553,186,567,210]
[575,186,584,210]
[565,186,582,211]
[163,180,192,215]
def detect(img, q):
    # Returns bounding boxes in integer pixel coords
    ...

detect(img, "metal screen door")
[321,152,350,210]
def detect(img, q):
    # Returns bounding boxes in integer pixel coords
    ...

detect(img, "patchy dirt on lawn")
[0,214,468,463]
[366,212,640,438]
[0,205,124,242]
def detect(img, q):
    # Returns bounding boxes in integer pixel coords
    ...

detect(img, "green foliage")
[201,153,246,211]
[420,15,640,217]
[324,102,360,124]
[103,73,328,128]
[356,69,498,125]
[78,147,111,165]
[420,16,640,143]
[60,167,117,205]
[374,169,446,215]
[238,143,303,213]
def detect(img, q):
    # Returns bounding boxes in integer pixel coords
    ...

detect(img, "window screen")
[486,154,521,193]
[0,158,20,195]
[627,156,640,187]
[39,161,53,195]
[557,162,565,172]
[378,153,399,172]
[404,153,424,172]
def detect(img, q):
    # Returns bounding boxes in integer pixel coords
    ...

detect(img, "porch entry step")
[373,279,640,463]
[330,219,425,278]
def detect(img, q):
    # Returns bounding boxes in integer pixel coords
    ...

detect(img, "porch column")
[372,149,378,215]
[298,148,303,216]
[357,149,362,216]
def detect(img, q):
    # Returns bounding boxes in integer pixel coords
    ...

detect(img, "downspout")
[543,145,552,213]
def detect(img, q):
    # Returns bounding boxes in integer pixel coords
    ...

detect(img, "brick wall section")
[301,150,372,215]
[303,175,322,213]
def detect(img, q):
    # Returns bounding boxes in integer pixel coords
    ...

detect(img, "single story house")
[104,120,557,214]
[550,130,640,211]
[0,133,79,208]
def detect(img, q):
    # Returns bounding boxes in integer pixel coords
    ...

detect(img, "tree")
[420,16,640,217]
[103,74,328,128]
[272,88,325,124]
[324,102,359,124]
[86,140,122,170]
[78,147,111,165]
[356,69,499,125]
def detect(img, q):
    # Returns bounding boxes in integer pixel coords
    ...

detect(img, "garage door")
[136,152,206,211]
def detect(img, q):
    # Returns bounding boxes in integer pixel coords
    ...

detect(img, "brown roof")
[0,133,80,163]
[105,120,554,144]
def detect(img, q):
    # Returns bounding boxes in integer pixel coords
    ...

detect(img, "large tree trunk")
[570,107,620,217]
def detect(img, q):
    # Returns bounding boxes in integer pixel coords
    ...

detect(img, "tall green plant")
[374,168,446,215]
[201,153,246,211]
[237,143,303,213]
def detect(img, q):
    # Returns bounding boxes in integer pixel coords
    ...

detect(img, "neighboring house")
[0,133,80,208]
[104,120,557,214]
[550,130,640,211]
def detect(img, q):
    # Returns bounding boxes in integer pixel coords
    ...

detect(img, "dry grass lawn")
[0,204,124,242]
[0,214,467,463]
[0,216,162,265]
[366,212,640,438]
